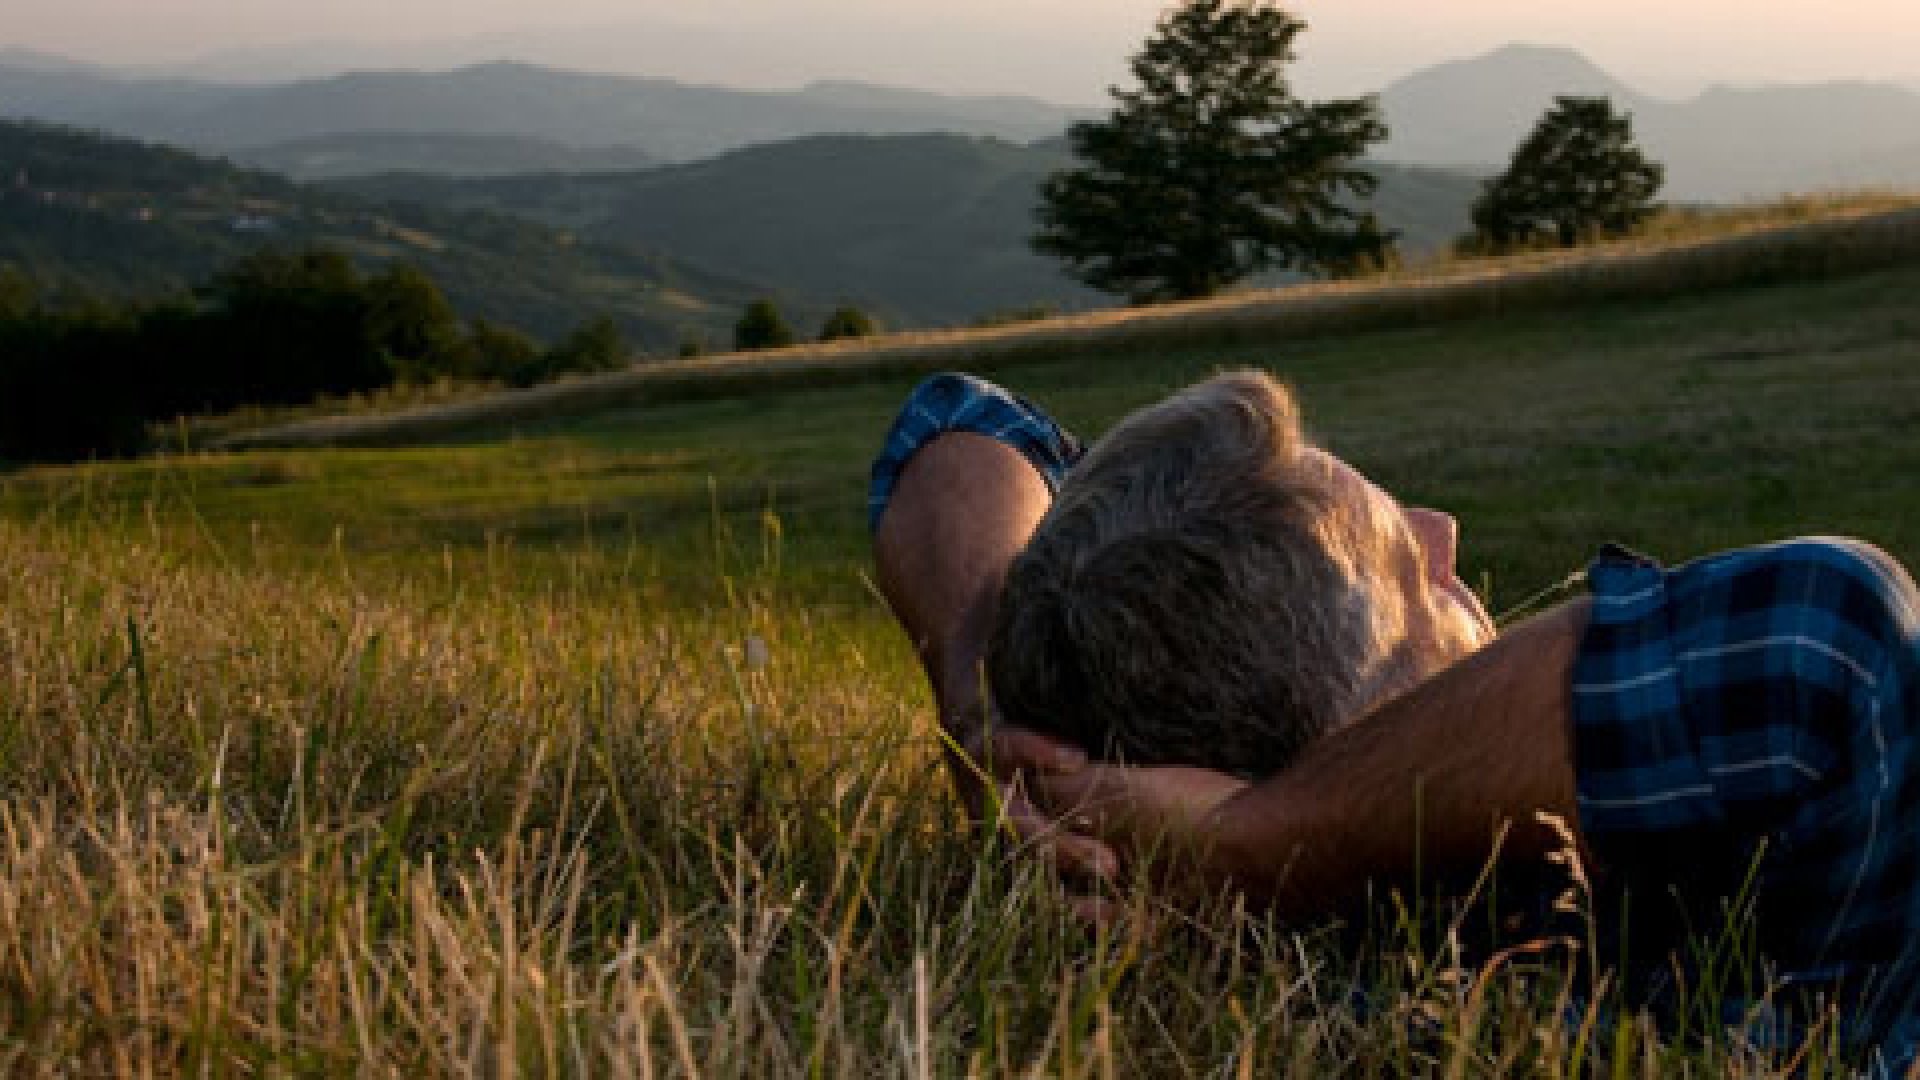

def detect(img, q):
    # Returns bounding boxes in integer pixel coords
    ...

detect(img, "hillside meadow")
[3,253,1920,1072]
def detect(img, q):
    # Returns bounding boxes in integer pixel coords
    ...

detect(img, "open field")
[3,248,1920,1071]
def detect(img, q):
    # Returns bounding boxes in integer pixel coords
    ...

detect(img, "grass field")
[3,253,1920,1073]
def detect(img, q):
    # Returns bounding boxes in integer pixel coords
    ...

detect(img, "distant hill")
[233,132,659,181]
[0,60,1094,164]
[1828,143,1920,190]
[1380,44,1920,200]
[0,63,241,122]
[0,48,106,76]
[1378,46,1650,169]
[336,134,1485,327]
[0,119,772,347]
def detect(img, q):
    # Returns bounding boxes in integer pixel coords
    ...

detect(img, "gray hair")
[987,370,1417,779]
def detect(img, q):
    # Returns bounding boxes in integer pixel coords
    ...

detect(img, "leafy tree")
[545,315,627,376]
[201,248,389,402]
[735,299,795,352]
[0,264,35,319]
[817,306,878,342]
[1465,96,1665,254]
[366,264,464,382]
[1033,0,1392,303]
[460,318,546,387]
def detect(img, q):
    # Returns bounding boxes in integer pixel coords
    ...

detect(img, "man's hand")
[1026,758,1251,910]
[971,727,1122,889]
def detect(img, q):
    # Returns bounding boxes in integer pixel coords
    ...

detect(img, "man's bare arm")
[1031,599,1591,920]
[872,431,1067,808]
[1216,598,1592,917]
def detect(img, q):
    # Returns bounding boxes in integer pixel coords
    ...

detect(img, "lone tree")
[734,299,795,352]
[1034,0,1392,304]
[1465,95,1665,254]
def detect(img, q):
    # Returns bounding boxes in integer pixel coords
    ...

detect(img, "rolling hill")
[336,134,1486,328]
[0,119,774,346]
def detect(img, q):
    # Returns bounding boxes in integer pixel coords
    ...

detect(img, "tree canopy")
[818,306,879,343]
[1033,0,1393,304]
[0,248,643,464]
[735,299,795,352]
[1465,96,1666,254]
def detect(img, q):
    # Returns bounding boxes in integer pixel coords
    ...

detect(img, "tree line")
[0,249,627,464]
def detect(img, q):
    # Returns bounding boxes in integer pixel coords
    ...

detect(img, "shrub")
[818,306,879,343]
[366,264,465,383]
[462,318,546,388]
[0,264,34,320]
[545,316,627,376]
[735,300,795,352]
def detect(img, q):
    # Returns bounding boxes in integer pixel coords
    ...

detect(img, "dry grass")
[0,509,1828,1075]
[212,194,1920,452]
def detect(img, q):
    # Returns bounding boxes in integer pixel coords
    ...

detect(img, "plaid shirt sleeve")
[1571,538,1920,1074]
[868,373,1083,532]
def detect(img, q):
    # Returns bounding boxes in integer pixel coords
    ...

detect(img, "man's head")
[987,370,1491,779]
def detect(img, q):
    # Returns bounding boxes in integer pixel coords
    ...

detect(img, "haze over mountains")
[4,44,1920,200]
[0,61,1094,166]
[1377,45,1920,199]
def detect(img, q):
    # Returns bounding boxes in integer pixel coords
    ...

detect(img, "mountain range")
[0,61,1093,167]
[10,45,1920,199]
[5,42,1920,339]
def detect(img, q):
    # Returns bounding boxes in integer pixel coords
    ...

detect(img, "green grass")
[2,258,1918,1073]
[21,258,1920,610]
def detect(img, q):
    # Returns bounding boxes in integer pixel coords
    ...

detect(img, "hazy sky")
[12,0,1920,101]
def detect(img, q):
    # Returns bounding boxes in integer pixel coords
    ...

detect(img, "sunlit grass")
[0,510,1828,1075]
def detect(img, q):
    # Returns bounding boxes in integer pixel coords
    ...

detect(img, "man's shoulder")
[1587,536,1906,619]
[1673,535,1896,583]
[1660,537,1915,642]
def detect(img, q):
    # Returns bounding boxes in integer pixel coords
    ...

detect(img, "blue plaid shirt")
[1574,539,1920,1074]
[868,373,1082,532]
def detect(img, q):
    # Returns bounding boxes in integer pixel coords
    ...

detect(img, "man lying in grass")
[871,370,1920,1074]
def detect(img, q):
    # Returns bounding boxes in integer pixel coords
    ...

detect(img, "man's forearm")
[872,432,1053,799]
[1216,599,1592,919]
